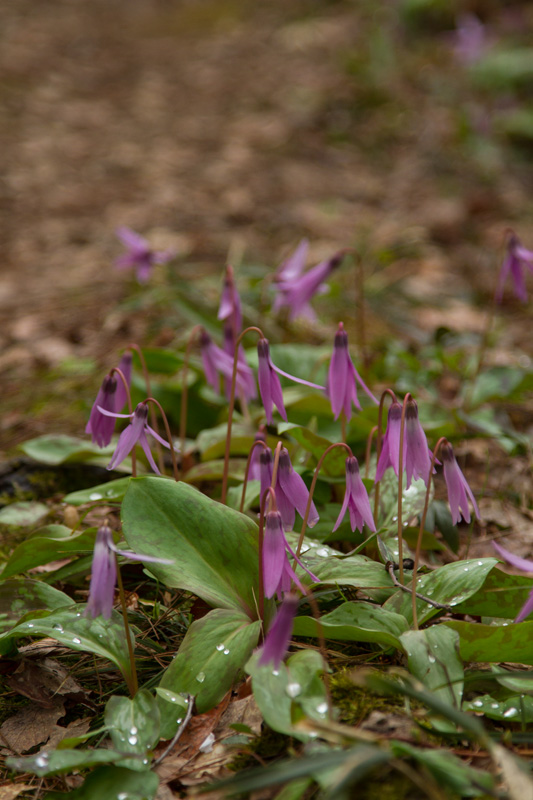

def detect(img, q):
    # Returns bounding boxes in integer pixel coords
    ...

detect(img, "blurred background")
[1,0,533,451]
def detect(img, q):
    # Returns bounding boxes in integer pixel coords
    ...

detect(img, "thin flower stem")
[129,344,165,474]
[221,326,264,504]
[270,441,283,504]
[340,411,346,444]
[258,487,277,625]
[300,585,333,720]
[294,442,353,566]
[110,366,137,477]
[145,397,179,482]
[411,437,447,630]
[153,695,194,765]
[240,439,269,513]
[364,425,378,480]
[179,325,204,476]
[115,554,138,697]
[397,392,413,585]
[373,388,397,523]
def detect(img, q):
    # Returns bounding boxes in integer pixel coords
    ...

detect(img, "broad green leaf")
[19,434,118,467]
[7,748,124,777]
[375,471,430,529]
[401,626,463,709]
[0,501,49,527]
[196,422,262,460]
[0,579,72,632]
[445,619,533,666]
[301,547,395,601]
[293,602,408,650]
[385,559,498,625]
[492,666,533,696]
[183,458,248,484]
[391,742,494,795]
[454,568,533,619]
[63,478,132,506]
[0,605,134,683]
[121,477,260,615]
[105,689,160,770]
[1,526,97,580]
[227,480,260,512]
[133,347,183,375]
[277,423,345,476]
[43,765,159,800]
[246,649,327,740]
[402,526,445,552]
[159,608,261,714]
[155,688,189,740]
[464,693,533,723]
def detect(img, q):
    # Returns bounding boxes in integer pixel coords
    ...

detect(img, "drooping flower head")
[218,264,242,334]
[99,402,178,474]
[262,510,318,599]
[260,447,319,532]
[441,441,480,525]
[492,542,533,623]
[200,328,255,401]
[249,425,267,482]
[115,227,174,284]
[258,592,300,668]
[86,374,118,448]
[275,239,309,284]
[375,401,404,482]
[86,524,172,619]
[273,250,345,321]
[496,232,533,304]
[404,398,435,489]
[327,322,377,421]
[222,323,257,402]
[333,456,376,533]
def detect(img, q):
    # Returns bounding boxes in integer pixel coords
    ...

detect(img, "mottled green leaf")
[105,689,159,770]
[445,619,533,666]
[0,579,72,632]
[63,478,131,506]
[1,526,97,580]
[293,601,408,650]
[401,626,463,708]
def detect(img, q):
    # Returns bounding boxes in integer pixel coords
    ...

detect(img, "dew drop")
[169,695,177,703]
[473,700,483,707]
[128,735,138,745]
[503,707,518,718]
[316,548,329,558]
[176,718,183,724]
[196,672,206,683]
[286,682,302,698]
[316,702,328,715]
[428,655,436,664]
[142,758,148,765]
[463,567,469,572]
[308,731,318,739]
[223,648,230,655]
[502,622,509,626]
[106,489,116,497]
[477,561,483,566]
[35,753,49,768]
[117,794,129,800]
[72,637,81,644]
[130,726,138,735]
[491,703,499,709]
[216,644,225,652]
[27,623,34,629]
[89,492,103,500]
[300,544,310,553]
[52,623,64,633]
[272,670,280,677]
[199,733,215,753]
[76,612,81,617]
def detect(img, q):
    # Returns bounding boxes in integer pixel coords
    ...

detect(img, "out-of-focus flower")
[86,374,118,448]
[200,328,256,401]
[249,426,267,482]
[222,324,257,401]
[218,264,242,334]
[262,510,318,599]
[327,322,377,420]
[441,441,480,525]
[333,456,376,533]
[453,14,486,66]
[375,401,403,482]
[259,447,319,532]
[257,338,324,425]
[496,232,533,304]
[99,402,178,474]
[273,250,345,321]
[492,542,533,623]
[86,524,172,619]
[115,227,174,284]
[405,399,436,489]
[258,592,300,668]
[114,352,133,411]
[275,239,309,283]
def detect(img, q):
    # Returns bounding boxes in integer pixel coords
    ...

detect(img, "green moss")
[330,670,406,726]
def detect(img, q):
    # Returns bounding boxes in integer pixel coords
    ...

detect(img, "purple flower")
[100,402,178,474]
[218,264,242,334]
[327,322,377,420]
[453,14,486,66]
[114,352,133,412]
[200,328,255,401]
[86,374,118,448]
[405,399,435,489]
[86,524,172,619]
[375,401,404,482]
[496,232,533,304]
[222,324,257,402]
[249,426,267,482]
[262,510,318,599]
[273,250,345,321]
[260,447,319,532]
[258,592,300,668]
[333,456,376,533]
[441,441,480,525]
[115,227,173,284]
[275,239,309,283]
[257,338,324,425]
[492,542,533,623]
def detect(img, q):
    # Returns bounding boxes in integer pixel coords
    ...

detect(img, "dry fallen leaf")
[0,702,65,754]
[0,785,31,800]
[4,656,88,707]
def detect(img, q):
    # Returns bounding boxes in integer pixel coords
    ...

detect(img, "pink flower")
[115,227,173,284]
[441,441,480,525]
[275,239,309,283]
[258,593,299,668]
[496,232,533,304]
[327,322,377,420]
[375,401,403,481]
[405,399,436,489]
[99,402,178,474]
[262,510,318,599]
[218,264,242,334]
[86,374,118,448]
[260,447,319,532]
[333,456,376,533]
[273,250,345,321]
[492,542,533,623]
[200,328,256,401]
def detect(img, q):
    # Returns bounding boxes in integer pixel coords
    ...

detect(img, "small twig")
[386,562,451,611]
[153,695,194,765]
